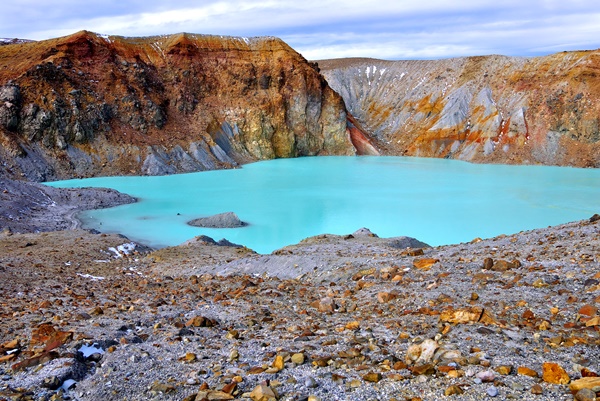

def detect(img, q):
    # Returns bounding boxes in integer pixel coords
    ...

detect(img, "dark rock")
[575,388,596,401]
[182,235,241,248]
[193,235,218,245]
[178,328,195,337]
[0,32,355,180]
[42,376,61,390]
[0,84,21,131]
[386,236,430,249]
[216,238,243,248]
[477,327,495,335]
[0,176,136,233]
[352,227,378,237]
[590,213,600,223]
[188,212,247,228]
[87,353,103,362]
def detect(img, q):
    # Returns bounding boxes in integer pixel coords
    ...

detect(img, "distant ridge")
[318,49,600,167]
[0,37,34,46]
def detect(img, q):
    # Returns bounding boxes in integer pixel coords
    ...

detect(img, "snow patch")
[0,38,33,45]
[76,273,105,281]
[126,266,144,276]
[96,33,112,43]
[60,379,77,392]
[151,42,165,58]
[108,242,137,258]
[79,343,105,358]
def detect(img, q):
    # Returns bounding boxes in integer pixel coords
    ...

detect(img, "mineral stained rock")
[0,31,357,181]
[319,53,600,167]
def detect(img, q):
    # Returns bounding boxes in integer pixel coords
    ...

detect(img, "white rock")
[476,370,496,383]
[416,339,439,365]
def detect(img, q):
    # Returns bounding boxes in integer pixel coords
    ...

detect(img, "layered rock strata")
[0,31,356,181]
[319,52,600,167]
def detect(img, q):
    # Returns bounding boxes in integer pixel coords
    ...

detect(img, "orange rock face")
[569,377,600,393]
[542,362,570,385]
[320,53,600,167]
[413,258,439,270]
[440,306,483,324]
[517,366,539,377]
[579,304,598,316]
[29,323,72,351]
[0,31,355,180]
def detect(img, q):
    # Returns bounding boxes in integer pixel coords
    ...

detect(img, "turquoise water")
[46,156,600,253]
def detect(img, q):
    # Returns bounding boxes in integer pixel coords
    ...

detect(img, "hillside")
[0,31,360,181]
[319,52,600,167]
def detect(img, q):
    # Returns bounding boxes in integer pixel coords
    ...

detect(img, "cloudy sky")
[3,1,600,60]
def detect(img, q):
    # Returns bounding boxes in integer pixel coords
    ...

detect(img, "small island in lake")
[188,212,248,228]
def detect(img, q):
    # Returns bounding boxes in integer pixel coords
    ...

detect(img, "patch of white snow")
[79,343,105,358]
[108,242,137,258]
[60,379,77,392]
[76,273,105,281]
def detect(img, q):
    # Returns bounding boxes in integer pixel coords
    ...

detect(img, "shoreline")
[0,176,136,235]
[31,153,600,254]
[2,174,598,255]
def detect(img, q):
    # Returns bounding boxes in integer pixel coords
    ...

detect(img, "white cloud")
[1,1,599,59]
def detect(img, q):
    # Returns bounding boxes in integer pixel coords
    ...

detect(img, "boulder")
[386,236,430,249]
[182,235,243,248]
[188,212,247,228]
[352,227,378,237]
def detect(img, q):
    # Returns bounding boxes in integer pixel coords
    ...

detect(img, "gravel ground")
[0,181,599,401]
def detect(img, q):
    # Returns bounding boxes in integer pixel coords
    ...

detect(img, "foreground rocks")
[0,215,599,400]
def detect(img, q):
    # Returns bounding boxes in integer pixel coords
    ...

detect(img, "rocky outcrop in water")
[0,31,356,181]
[188,212,247,228]
[319,53,600,167]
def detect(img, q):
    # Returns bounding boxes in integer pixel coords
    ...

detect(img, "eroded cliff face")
[0,31,355,181]
[319,53,600,167]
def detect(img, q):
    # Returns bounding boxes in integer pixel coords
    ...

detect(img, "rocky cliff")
[0,31,356,181]
[319,52,600,167]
